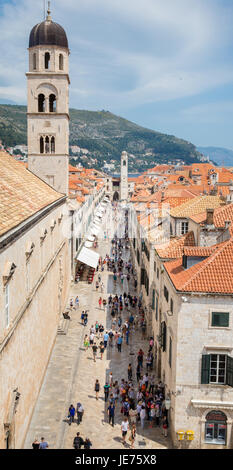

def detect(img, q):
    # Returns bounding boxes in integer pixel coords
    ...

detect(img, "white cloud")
[0,0,232,110]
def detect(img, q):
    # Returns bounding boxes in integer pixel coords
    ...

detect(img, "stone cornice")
[191,399,233,410]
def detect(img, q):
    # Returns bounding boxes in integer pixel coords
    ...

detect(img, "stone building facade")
[0,153,70,448]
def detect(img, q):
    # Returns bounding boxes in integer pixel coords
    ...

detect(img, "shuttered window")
[201,354,233,387]
[161,321,167,352]
[152,289,155,310]
[201,354,211,384]
[226,356,233,387]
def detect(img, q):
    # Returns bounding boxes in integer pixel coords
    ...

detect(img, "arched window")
[40,136,44,154]
[123,160,126,166]
[45,52,50,70]
[205,411,227,445]
[59,54,64,70]
[45,136,50,153]
[49,94,56,112]
[51,136,55,153]
[38,94,45,112]
[33,53,37,70]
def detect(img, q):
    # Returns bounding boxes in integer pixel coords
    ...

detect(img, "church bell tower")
[120,151,128,201]
[27,2,69,195]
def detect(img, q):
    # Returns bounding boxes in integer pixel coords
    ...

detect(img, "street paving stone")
[23,210,173,450]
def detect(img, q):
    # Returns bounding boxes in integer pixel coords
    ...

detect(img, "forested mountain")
[0,104,203,171]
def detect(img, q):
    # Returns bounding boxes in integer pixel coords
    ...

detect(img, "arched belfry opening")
[113,191,119,201]
[38,94,45,112]
[49,94,56,112]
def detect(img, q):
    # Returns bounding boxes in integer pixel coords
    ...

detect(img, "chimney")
[206,208,214,225]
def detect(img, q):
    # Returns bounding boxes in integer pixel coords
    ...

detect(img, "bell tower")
[27,2,70,195]
[120,151,128,201]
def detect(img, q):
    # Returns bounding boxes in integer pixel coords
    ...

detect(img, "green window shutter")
[226,356,233,387]
[161,321,166,352]
[201,354,210,384]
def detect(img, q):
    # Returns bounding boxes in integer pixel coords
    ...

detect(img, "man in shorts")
[121,417,129,445]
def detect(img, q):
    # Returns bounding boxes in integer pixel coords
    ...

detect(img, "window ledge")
[204,345,233,351]
[191,399,233,410]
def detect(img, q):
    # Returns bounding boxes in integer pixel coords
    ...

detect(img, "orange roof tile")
[155,231,195,259]
[164,237,233,294]
[0,152,64,236]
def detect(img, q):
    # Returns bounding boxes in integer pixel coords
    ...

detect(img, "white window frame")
[209,354,227,384]
[181,221,189,235]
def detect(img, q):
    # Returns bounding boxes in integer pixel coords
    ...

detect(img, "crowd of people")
[70,207,169,448]
[32,203,169,449]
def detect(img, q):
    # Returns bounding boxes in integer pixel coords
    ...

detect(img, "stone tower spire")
[120,151,128,201]
[26,7,70,195]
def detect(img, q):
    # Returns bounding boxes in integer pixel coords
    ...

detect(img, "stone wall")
[0,201,71,448]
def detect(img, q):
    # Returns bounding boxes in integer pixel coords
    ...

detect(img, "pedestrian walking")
[128,364,133,381]
[39,437,48,449]
[96,281,99,291]
[140,406,146,429]
[121,417,129,445]
[83,311,88,326]
[92,342,98,362]
[73,432,84,449]
[117,335,122,352]
[104,382,110,402]
[129,423,136,449]
[32,438,40,449]
[75,296,79,309]
[95,379,100,400]
[103,331,109,348]
[76,403,84,425]
[162,415,168,437]
[98,297,102,309]
[84,438,92,449]
[83,335,89,351]
[99,341,105,360]
[68,404,75,425]
[108,403,115,427]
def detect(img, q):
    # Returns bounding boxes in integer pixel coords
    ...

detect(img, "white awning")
[84,241,93,248]
[87,235,95,242]
[76,247,99,268]
[90,226,100,236]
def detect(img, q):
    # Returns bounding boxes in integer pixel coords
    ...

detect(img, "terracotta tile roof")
[0,152,64,237]
[69,164,80,172]
[170,195,223,218]
[155,231,195,259]
[189,203,233,234]
[164,237,233,294]
[213,203,233,229]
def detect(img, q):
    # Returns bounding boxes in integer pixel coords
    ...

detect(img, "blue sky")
[1,0,233,149]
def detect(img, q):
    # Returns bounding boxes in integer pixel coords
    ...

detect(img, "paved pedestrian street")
[23,205,173,450]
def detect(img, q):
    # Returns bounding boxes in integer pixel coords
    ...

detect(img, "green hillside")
[0,104,203,171]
